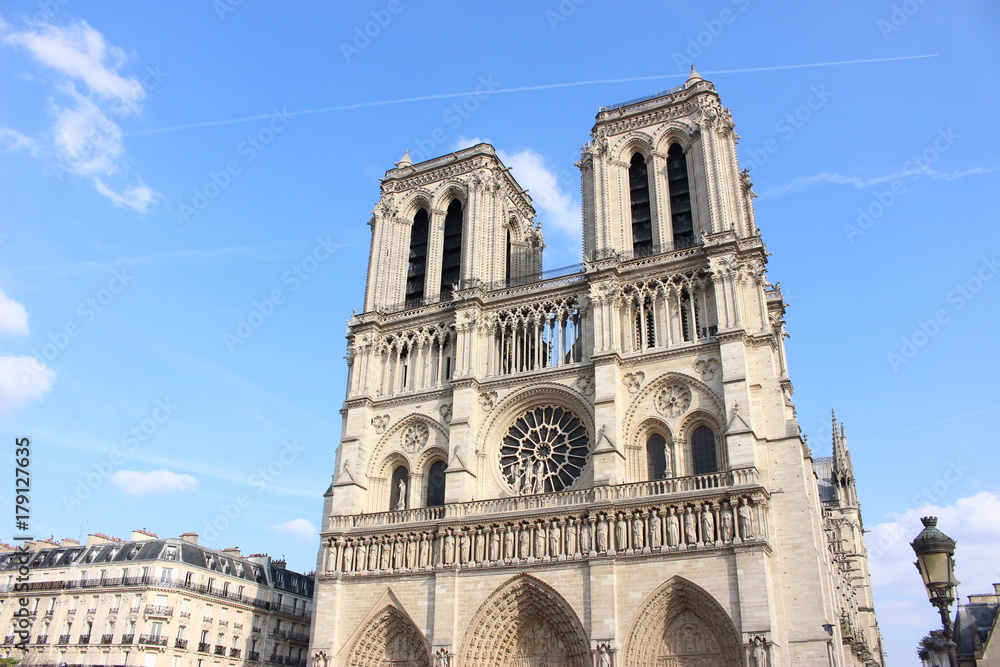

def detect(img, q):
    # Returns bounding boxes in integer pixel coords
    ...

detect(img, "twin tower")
[310,70,884,667]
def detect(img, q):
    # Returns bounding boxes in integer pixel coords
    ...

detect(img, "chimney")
[180,533,199,545]
[222,547,242,558]
[61,538,81,547]
[131,529,157,542]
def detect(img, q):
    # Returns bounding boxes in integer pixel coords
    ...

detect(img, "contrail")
[129,54,936,137]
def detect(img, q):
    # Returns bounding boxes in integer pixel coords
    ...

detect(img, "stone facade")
[312,69,884,666]
[0,531,313,667]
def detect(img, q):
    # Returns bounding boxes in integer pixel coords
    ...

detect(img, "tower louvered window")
[439,200,463,296]
[629,153,653,257]
[404,208,428,306]
[667,143,694,248]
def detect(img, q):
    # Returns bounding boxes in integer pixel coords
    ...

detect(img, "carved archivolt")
[623,372,724,447]
[368,414,449,478]
[622,576,742,667]
[346,604,431,667]
[459,574,589,667]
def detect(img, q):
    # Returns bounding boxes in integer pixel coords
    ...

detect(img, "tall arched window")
[405,208,429,306]
[629,153,653,256]
[389,465,410,511]
[505,228,513,284]
[646,433,668,480]
[691,426,717,475]
[426,460,447,507]
[439,199,464,296]
[667,143,694,248]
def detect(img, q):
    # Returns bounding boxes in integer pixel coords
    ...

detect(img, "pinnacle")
[686,65,703,85]
[395,150,412,168]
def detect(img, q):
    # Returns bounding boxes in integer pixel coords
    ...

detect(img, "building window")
[646,433,669,480]
[389,466,409,511]
[439,199,463,297]
[426,460,447,507]
[667,143,694,248]
[691,426,718,474]
[405,208,429,306]
[629,152,654,257]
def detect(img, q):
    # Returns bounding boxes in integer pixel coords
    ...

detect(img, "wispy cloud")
[111,469,199,495]
[0,15,160,212]
[275,518,317,542]
[761,164,1000,197]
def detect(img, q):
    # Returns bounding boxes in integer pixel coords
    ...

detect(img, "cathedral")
[309,69,885,666]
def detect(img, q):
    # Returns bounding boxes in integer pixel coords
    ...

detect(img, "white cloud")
[2,18,143,111]
[0,290,29,335]
[110,469,199,495]
[93,178,159,213]
[762,164,1000,197]
[0,15,160,211]
[0,356,55,416]
[275,518,317,542]
[52,85,122,176]
[0,128,38,155]
[866,491,1000,659]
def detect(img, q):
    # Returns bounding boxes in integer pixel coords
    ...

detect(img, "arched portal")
[459,575,589,667]
[623,576,742,666]
[346,604,430,667]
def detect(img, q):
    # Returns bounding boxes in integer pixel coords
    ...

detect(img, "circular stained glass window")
[500,406,589,494]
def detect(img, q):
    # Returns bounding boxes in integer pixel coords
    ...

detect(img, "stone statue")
[342,541,354,572]
[489,529,500,561]
[701,505,716,543]
[519,525,531,558]
[667,509,680,547]
[596,517,609,552]
[532,460,545,494]
[504,526,515,559]
[443,531,455,565]
[392,538,403,569]
[632,514,645,550]
[615,515,627,551]
[650,511,662,548]
[581,520,593,553]
[459,530,471,564]
[566,519,578,555]
[355,540,367,572]
[684,507,698,544]
[549,521,561,557]
[739,499,754,539]
[380,540,391,570]
[406,535,417,567]
[395,478,407,511]
[534,524,546,558]
[751,636,768,667]
[721,503,735,541]
[663,440,673,477]
[418,536,430,567]
[516,459,529,494]
[597,645,613,667]
[369,540,380,570]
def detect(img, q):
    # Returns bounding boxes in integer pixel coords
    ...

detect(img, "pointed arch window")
[667,143,694,248]
[426,460,446,507]
[439,199,464,297]
[505,227,513,284]
[691,426,717,475]
[389,466,409,511]
[646,433,669,480]
[404,208,428,306]
[629,153,654,257]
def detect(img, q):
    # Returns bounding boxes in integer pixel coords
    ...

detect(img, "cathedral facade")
[309,70,884,667]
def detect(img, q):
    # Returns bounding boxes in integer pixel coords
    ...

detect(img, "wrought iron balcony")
[101,634,114,644]
[174,638,188,649]
[230,648,242,658]
[139,634,166,646]
[197,642,210,653]
[179,611,191,619]
[58,634,71,644]
[35,635,48,644]
[121,634,134,644]
[87,607,98,614]
[3,636,13,644]
[248,651,261,662]
[144,604,173,617]
[78,634,91,644]
[214,645,226,656]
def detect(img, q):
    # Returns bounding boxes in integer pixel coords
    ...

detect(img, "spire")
[686,65,704,86]
[395,150,412,168]
[831,409,857,506]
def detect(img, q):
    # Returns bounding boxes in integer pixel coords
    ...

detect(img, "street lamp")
[911,516,959,667]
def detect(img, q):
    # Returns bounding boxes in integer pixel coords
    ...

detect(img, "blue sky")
[1,2,998,663]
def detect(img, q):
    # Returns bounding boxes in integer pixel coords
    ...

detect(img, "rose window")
[655,383,692,417]
[401,422,429,454]
[500,406,589,494]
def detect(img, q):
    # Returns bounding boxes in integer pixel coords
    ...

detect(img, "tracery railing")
[484,296,584,377]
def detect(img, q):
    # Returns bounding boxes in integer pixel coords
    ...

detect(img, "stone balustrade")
[321,472,766,577]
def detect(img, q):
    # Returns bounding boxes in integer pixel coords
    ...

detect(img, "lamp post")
[911,516,959,667]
